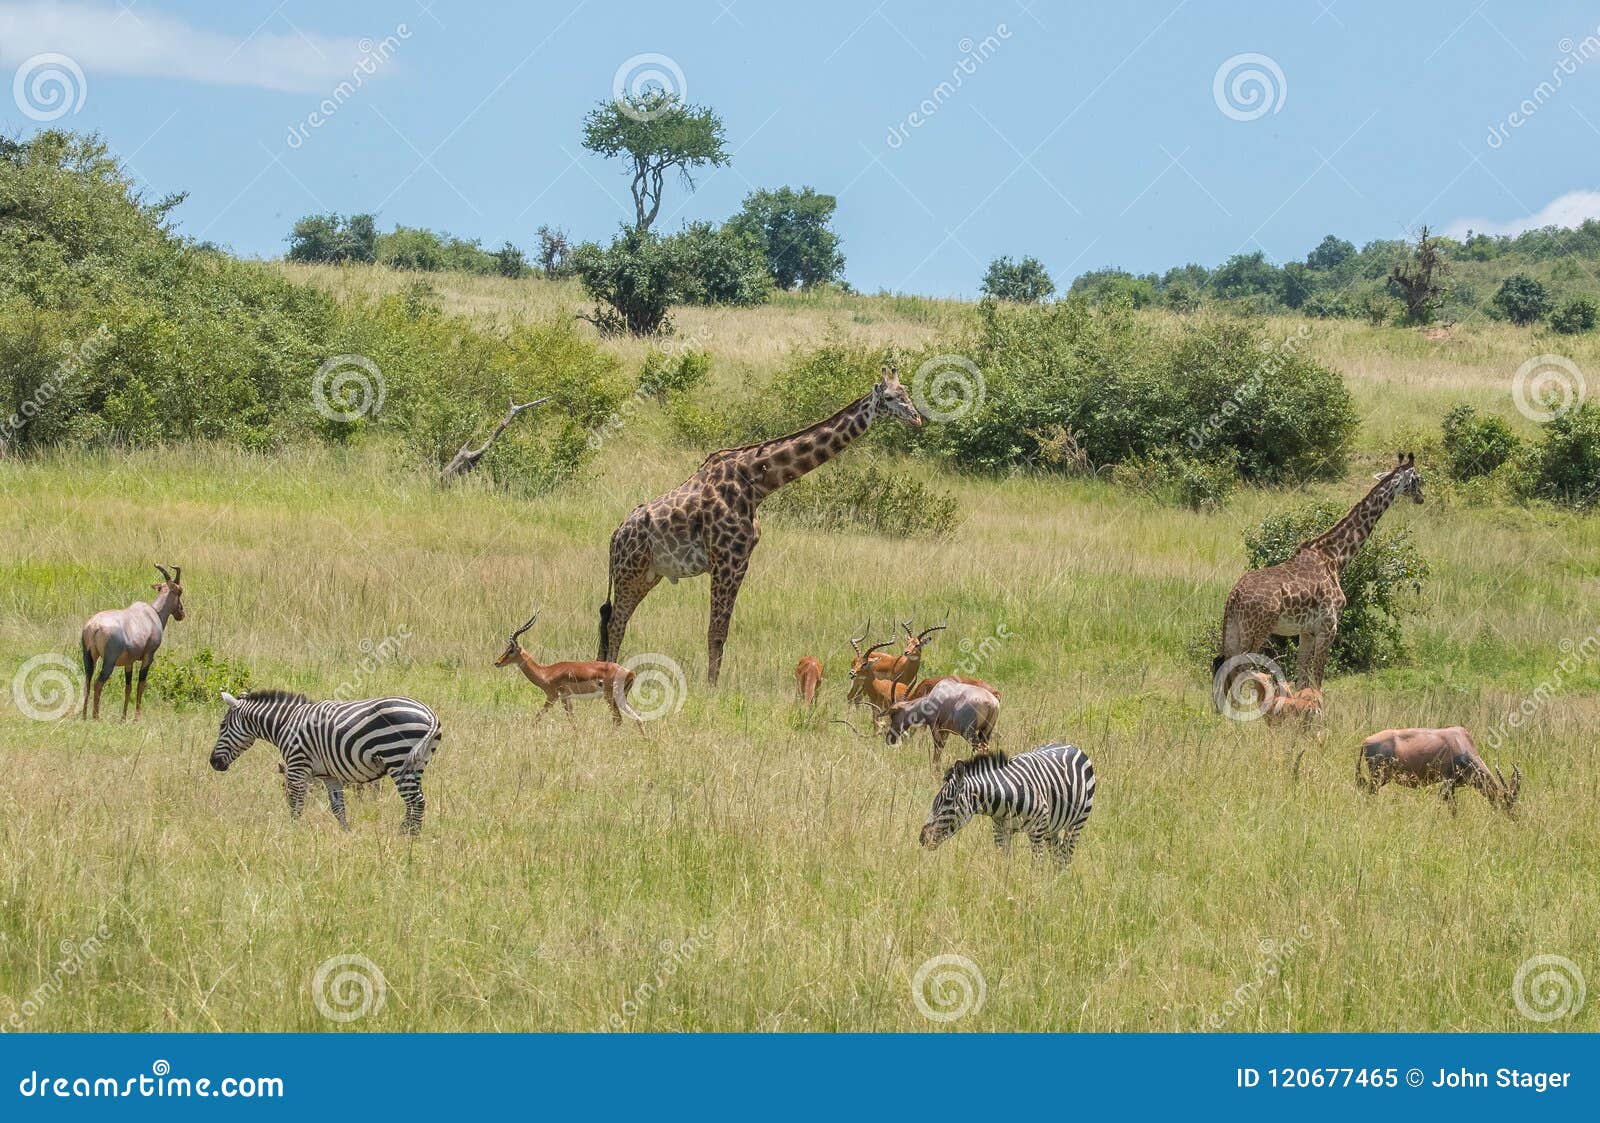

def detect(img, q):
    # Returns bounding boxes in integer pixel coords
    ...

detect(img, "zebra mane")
[942,750,1010,783]
[240,688,312,705]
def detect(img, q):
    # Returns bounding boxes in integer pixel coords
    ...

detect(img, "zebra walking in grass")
[209,690,441,834]
[919,743,1096,865]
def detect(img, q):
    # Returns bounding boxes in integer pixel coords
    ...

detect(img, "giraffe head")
[1375,451,1424,504]
[872,364,923,428]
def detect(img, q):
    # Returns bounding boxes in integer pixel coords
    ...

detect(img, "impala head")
[847,621,895,680]
[1490,763,1524,815]
[900,619,946,657]
[152,564,185,621]
[1375,451,1424,505]
[920,757,981,849]
[209,690,252,771]
[872,363,923,429]
[496,610,539,667]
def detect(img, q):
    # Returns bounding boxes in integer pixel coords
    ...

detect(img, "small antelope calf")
[1358,726,1522,815]
[495,611,645,731]
[795,656,823,705]
[1237,671,1323,726]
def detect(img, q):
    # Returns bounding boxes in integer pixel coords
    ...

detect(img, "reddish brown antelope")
[495,611,645,731]
[795,656,823,706]
[1357,726,1522,815]
[80,564,185,720]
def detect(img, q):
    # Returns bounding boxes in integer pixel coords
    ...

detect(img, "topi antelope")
[1357,726,1522,816]
[495,610,645,731]
[843,678,999,766]
[795,656,823,706]
[905,674,1001,702]
[80,564,185,720]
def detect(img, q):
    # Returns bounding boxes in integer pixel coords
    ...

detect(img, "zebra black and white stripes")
[210,689,441,833]
[919,743,1096,865]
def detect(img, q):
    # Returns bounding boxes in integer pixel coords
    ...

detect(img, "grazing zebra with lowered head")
[209,690,441,833]
[919,743,1096,865]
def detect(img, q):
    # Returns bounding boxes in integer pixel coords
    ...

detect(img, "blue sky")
[3,0,1599,296]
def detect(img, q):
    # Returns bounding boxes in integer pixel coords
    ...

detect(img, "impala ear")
[220,691,239,708]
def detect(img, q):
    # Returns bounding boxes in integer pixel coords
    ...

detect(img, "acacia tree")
[581,92,729,232]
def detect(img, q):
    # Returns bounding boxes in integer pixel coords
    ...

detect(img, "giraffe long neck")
[739,392,878,502]
[1307,474,1399,571]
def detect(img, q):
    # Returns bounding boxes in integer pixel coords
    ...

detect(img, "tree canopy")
[726,186,845,290]
[581,92,729,232]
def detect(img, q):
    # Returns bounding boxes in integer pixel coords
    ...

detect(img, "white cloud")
[1443,190,1600,240]
[0,1,398,95]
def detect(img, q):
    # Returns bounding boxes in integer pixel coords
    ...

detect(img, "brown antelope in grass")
[906,674,1001,702]
[845,624,899,704]
[1357,726,1522,815]
[887,619,946,684]
[1236,671,1322,727]
[80,564,185,720]
[495,611,645,731]
[795,656,823,706]
[844,679,1000,767]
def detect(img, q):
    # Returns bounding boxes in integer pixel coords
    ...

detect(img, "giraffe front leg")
[707,545,754,687]
[325,780,349,831]
[1302,616,1337,688]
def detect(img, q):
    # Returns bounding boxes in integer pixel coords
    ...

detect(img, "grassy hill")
[2,262,1597,1031]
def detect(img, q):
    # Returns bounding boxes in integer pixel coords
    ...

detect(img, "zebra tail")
[400,724,441,775]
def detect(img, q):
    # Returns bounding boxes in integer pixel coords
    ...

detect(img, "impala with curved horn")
[80,564,185,720]
[495,610,646,731]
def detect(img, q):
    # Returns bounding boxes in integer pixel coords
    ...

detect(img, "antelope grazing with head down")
[495,610,645,731]
[80,564,185,720]
[864,678,1000,766]
[794,656,823,706]
[1358,726,1522,815]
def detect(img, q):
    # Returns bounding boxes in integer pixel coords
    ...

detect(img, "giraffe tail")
[598,599,613,661]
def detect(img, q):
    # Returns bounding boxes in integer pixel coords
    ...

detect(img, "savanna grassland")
[2,266,1598,1032]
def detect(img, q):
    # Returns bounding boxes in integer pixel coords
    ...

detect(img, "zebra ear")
[220,691,239,708]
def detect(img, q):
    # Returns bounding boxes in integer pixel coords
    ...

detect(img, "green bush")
[1491,273,1552,325]
[1550,295,1598,335]
[570,226,680,336]
[287,213,376,265]
[668,222,772,307]
[149,648,252,711]
[1111,450,1237,510]
[1517,402,1600,509]
[764,462,959,537]
[982,256,1056,303]
[1243,501,1430,675]
[929,300,1356,483]
[1439,403,1521,481]
[639,348,710,399]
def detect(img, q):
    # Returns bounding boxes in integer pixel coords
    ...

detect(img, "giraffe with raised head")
[1214,452,1424,700]
[599,365,924,684]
